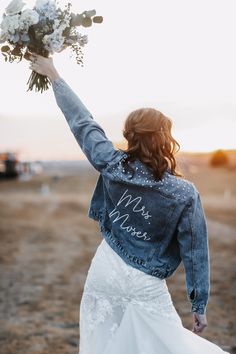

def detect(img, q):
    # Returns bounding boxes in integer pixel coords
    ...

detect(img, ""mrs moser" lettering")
[109,189,152,241]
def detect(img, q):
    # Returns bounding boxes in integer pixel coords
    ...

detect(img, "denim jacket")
[52,77,210,315]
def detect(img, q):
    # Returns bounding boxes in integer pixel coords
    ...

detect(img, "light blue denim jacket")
[52,77,210,315]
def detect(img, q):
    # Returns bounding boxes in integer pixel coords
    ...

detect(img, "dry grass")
[0,156,235,353]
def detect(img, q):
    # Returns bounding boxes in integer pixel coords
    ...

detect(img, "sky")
[0,0,236,161]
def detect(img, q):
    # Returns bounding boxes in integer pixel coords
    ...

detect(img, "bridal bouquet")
[0,0,103,92]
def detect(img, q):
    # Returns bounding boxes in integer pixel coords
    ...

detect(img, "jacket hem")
[191,303,207,314]
[99,226,173,280]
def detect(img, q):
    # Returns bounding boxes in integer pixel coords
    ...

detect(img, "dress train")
[78,239,230,354]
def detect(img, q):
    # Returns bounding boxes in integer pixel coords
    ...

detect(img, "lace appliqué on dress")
[79,239,182,347]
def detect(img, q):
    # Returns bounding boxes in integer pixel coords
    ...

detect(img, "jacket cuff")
[191,303,207,315]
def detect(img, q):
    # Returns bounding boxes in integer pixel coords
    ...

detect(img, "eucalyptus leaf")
[23,51,30,61]
[93,16,103,24]
[84,9,96,18]
[1,45,10,52]
[71,13,83,26]
[11,47,22,57]
[82,17,92,27]
[1,52,7,61]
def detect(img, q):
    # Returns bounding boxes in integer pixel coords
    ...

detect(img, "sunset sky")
[0,0,236,161]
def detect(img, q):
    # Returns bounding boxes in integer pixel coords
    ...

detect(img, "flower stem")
[27,71,51,93]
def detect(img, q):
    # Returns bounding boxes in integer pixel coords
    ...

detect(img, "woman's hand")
[192,312,208,334]
[29,53,60,83]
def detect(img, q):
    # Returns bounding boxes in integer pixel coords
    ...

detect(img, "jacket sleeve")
[176,189,210,315]
[51,77,121,172]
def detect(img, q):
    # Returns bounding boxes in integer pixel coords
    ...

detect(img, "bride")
[29,53,230,354]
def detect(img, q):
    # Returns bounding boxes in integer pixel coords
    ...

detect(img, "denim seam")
[188,200,197,303]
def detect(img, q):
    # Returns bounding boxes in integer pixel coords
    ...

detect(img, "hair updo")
[120,107,182,180]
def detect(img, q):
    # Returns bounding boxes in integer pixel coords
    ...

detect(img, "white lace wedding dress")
[78,239,230,354]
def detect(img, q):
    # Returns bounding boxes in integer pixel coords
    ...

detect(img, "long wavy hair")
[120,107,182,180]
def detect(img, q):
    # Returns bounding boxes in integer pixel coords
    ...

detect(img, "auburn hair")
[119,107,182,180]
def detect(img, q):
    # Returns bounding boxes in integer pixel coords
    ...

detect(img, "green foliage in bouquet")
[0,0,103,93]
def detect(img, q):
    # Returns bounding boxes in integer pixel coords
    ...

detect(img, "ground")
[0,155,235,354]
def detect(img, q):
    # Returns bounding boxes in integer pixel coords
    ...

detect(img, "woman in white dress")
[29,53,230,354]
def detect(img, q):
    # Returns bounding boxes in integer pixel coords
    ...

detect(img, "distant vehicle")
[0,152,43,180]
[0,152,19,179]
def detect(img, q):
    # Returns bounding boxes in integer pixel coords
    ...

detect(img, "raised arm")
[29,54,121,172]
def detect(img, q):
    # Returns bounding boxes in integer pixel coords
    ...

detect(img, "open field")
[0,154,235,354]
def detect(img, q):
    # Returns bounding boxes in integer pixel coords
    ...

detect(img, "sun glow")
[0,0,236,160]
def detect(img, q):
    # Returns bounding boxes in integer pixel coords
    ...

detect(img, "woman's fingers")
[29,62,36,71]
[29,57,36,63]
[29,60,40,74]
[192,313,207,334]
[29,54,37,62]
[29,54,41,71]
[28,55,54,77]
[29,53,46,63]
[29,52,36,56]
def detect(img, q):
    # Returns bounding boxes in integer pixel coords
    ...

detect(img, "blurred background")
[0,0,235,353]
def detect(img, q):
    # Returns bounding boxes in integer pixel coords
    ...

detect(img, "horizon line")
[1,148,234,163]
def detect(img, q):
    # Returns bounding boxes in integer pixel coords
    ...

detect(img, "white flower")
[6,0,25,16]
[0,31,7,43]
[52,13,71,40]
[35,0,52,8]
[52,18,60,30]
[20,31,29,42]
[0,14,20,35]
[9,32,20,42]
[77,33,88,46]
[43,28,65,53]
[58,12,71,30]
[35,0,57,20]
[19,9,39,31]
